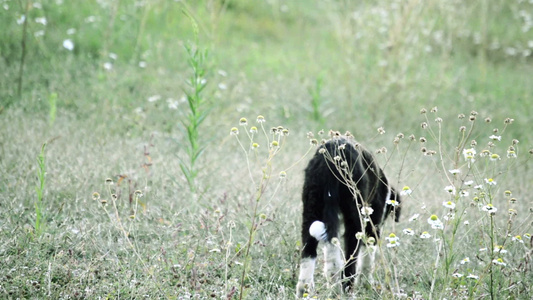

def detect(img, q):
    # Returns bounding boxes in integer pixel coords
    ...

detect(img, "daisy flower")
[420,231,431,239]
[460,257,470,265]
[463,148,476,163]
[452,273,464,278]
[442,201,456,210]
[494,245,507,254]
[444,185,456,195]
[482,204,498,214]
[386,233,400,248]
[428,214,444,229]
[400,186,412,196]
[386,199,400,206]
[402,228,415,236]
[386,233,399,242]
[464,180,474,186]
[489,153,501,161]
[480,149,491,157]
[449,169,461,175]
[467,274,479,280]
[443,212,455,221]
[489,135,502,141]
[484,178,497,186]
[409,213,420,222]
[386,240,400,248]
[492,258,506,266]
[360,206,374,216]
[361,206,374,222]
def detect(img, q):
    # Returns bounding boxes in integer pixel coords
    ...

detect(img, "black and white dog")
[296,134,401,297]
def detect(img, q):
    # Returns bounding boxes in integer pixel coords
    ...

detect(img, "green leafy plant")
[178,8,212,192]
[179,42,210,192]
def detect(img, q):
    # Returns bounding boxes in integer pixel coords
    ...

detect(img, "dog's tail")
[309,174,340,243]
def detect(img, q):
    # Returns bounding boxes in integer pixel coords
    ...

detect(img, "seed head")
[504,118,514,124]
[393,137,400,145]
[256,115,265,123]
[92,192,100,201]
[420,108,427,114]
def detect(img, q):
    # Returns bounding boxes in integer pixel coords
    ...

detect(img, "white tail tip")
[309,221,327,242]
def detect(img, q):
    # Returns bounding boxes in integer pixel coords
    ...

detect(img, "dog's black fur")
[297,135,401,295]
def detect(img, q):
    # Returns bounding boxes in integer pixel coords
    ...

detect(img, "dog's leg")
[323,239,344,294]
[355,243,376,285]
[296,257,316,297]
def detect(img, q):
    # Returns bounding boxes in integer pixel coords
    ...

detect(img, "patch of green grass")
[1,0,532,299]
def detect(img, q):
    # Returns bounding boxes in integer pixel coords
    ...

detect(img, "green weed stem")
[34,143,46,236]
[17,0,30,97]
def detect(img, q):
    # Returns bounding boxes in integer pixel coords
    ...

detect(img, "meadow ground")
[1,0,532,299]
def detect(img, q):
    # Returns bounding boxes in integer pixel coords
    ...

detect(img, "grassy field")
[1,0,532,299]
